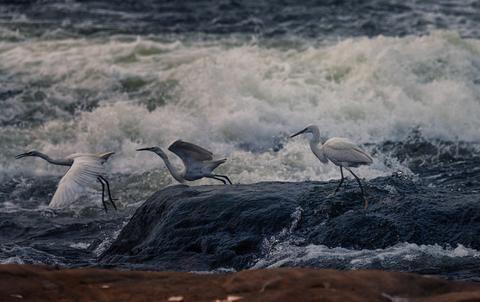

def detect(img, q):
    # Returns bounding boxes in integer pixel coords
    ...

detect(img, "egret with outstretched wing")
[291,125,373,208]
[137,140,232,185]
[15,151,117,211]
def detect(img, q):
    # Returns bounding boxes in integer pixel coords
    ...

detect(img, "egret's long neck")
[308,129,328,164]
[36,153,73,166]
[308,127,321,146]
[158,154,185,183]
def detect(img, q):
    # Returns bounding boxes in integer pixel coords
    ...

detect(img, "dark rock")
[101,183,301,270]
[100,175,480,271]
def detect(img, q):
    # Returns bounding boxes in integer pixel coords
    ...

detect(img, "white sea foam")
[0,245,66,266]
[0,256,25,265]
[68,242,90,249]
[252,242,480,270]
[1,31,480,183]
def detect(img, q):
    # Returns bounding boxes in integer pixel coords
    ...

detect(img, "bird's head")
[15,150,42,159]
[136,146,166,158]
[290,125,319,138]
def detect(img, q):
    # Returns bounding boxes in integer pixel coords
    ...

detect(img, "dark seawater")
[1,0,480,39]
[0,1,480,280]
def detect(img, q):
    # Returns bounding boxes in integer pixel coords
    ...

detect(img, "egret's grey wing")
[168,140,221,179]
[49,155,105,208]
[323,138,373,166]
[168,140,213,162]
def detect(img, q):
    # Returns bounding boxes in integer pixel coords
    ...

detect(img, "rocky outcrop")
[1,265,479,302]
[100,175,480,271]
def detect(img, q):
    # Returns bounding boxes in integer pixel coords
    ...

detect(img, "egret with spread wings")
[137,140,232,185]
[291,125,373,208]
[15,151,117,211]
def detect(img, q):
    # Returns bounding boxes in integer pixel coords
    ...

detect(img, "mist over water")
[1,1,480,279]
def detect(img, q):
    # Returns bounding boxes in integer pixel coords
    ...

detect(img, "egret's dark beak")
[15,153,29,159]
[136,147,154,152]
[290,128,307,138]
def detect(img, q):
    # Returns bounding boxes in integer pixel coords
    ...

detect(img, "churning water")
[0,1,479,279]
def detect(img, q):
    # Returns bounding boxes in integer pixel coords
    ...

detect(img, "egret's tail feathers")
[208,158,227,171]
[49,185,82,209]
[97,152,115,161]
[364,152,374,164]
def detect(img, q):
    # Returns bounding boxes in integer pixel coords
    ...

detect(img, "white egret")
[291,125,373,208]
[15,151,117,211]
[137,140,232,185]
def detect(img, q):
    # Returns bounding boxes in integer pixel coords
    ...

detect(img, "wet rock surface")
[101,175,480,272]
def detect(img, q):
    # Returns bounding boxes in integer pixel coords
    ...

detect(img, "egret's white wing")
[323,137,373,166]
[49,155,105,208]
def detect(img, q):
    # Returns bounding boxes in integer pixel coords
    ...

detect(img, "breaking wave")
[1,31,479,186]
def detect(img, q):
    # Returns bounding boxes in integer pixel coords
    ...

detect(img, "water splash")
[1,31,479,185]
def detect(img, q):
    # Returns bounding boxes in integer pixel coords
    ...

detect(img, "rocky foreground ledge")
[0,265,479,302]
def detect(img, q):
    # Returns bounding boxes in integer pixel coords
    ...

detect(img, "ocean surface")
[0,1,480,280]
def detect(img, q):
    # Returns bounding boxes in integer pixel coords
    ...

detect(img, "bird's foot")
[41,207,57,217]
[327,192,337,198]
[363,197,369,209]
[109,199,119,211]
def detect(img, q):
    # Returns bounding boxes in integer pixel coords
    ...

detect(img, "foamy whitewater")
[0,1,479,280]
[2,32,480,183]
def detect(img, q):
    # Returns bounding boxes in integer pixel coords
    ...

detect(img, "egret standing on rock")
[291,125,373,208]
[15,151,117,211]
[137,140,233,185]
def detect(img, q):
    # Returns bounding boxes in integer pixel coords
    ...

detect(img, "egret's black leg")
[207,175,226,185]
[213,174,233,185]
[345,168,368,209]
[334,166,344,195]
[97,177,108,213]
[99,175,117,211]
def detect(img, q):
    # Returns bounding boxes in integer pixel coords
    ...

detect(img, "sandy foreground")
[0,265,479,302]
